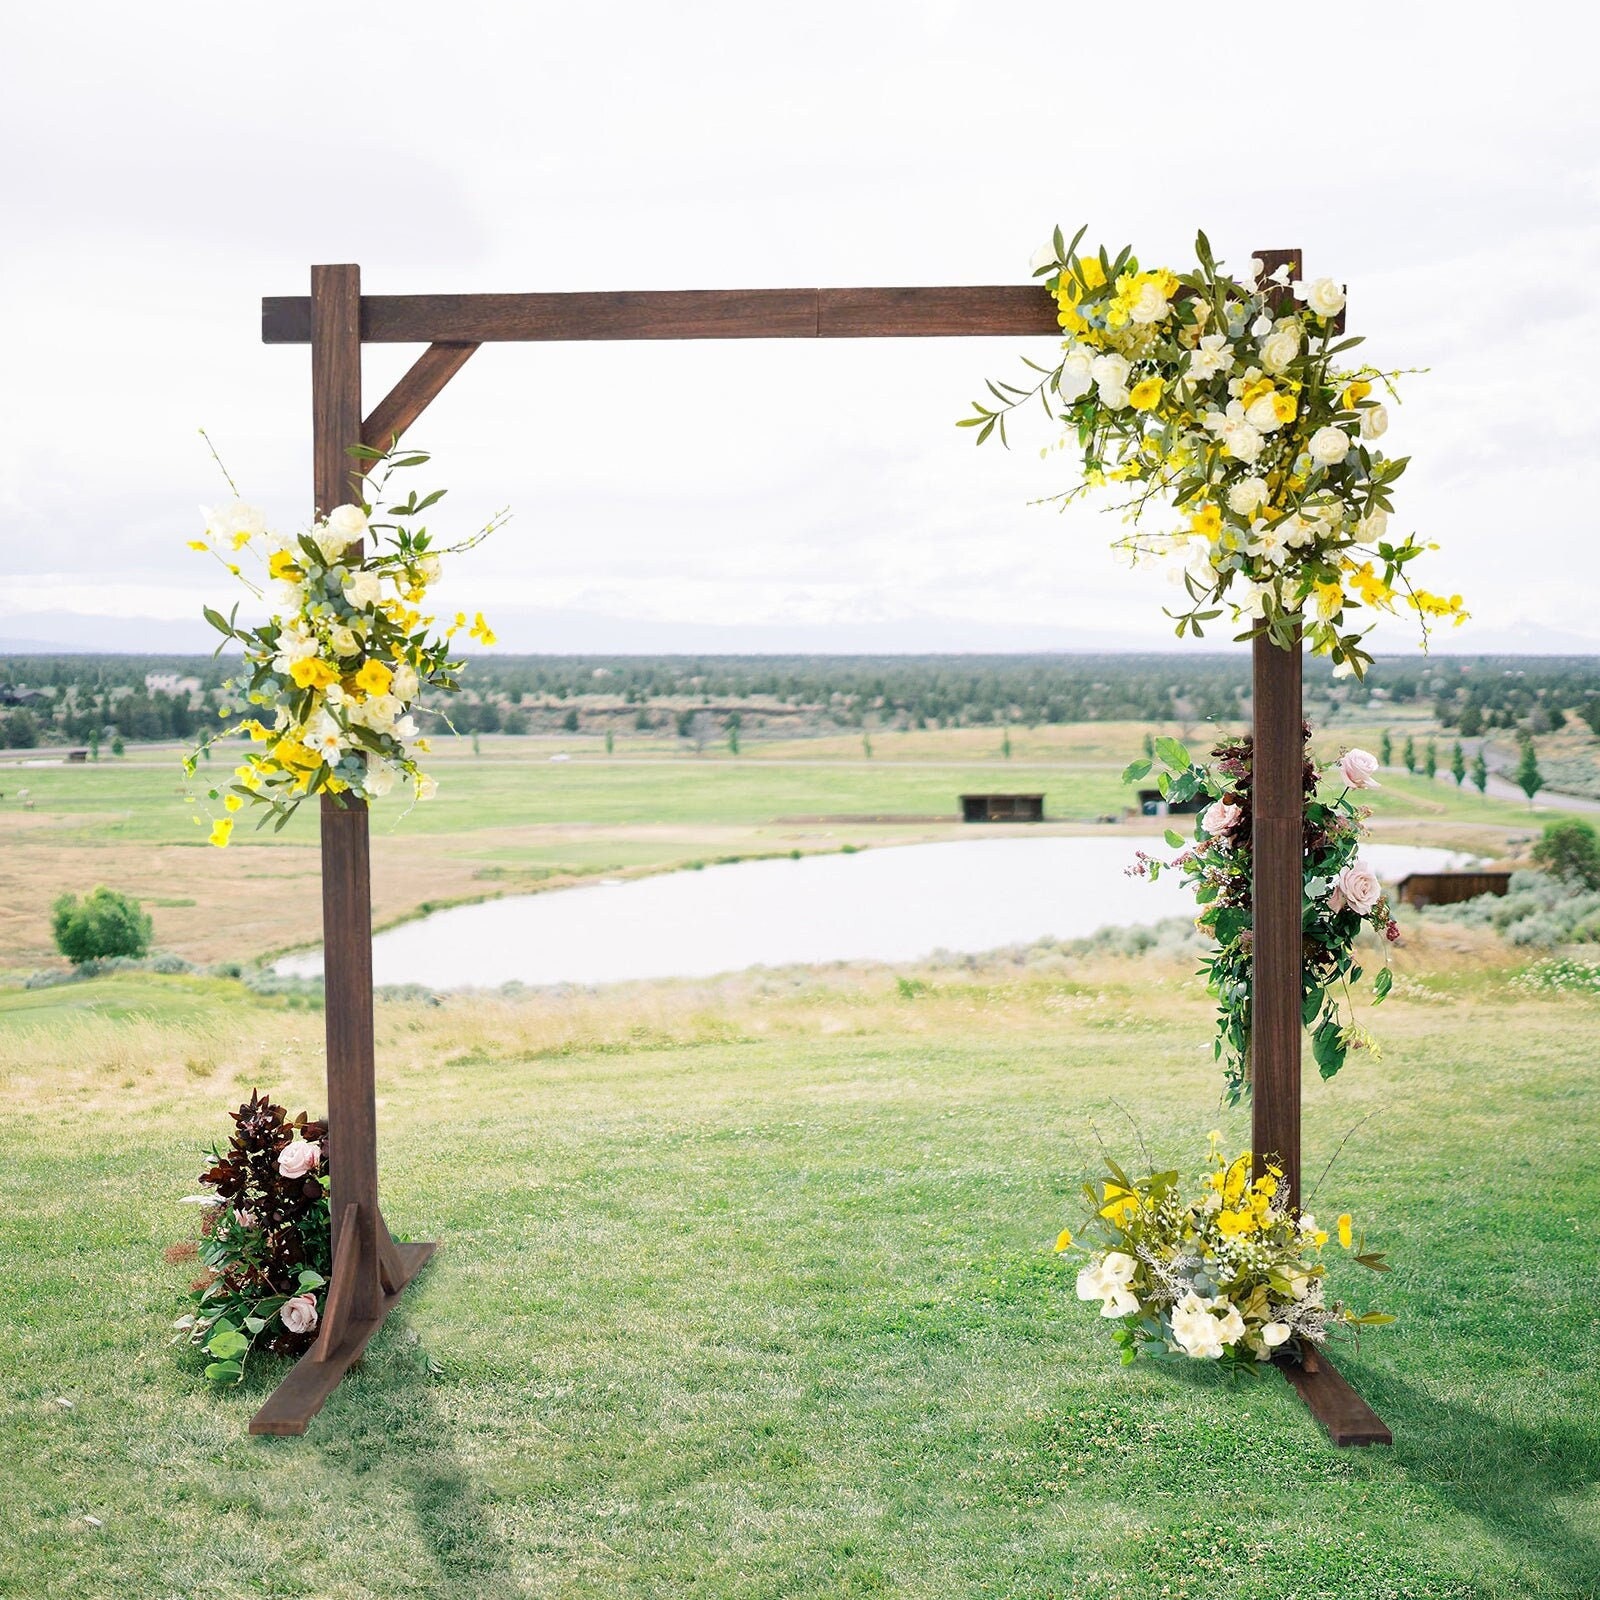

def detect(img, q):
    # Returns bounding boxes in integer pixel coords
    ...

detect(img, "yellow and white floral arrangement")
[185,445,503,844]
[963,228,1465,678]
[1058,1136,1392,1371]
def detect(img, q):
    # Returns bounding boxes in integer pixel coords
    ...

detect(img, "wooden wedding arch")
[249,254,1390,1448]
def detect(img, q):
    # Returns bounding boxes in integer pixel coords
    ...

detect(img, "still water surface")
[276,836,1474,989]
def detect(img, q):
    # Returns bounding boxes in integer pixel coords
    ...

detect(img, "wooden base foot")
[249,1241,435,1437]
[1277,1346,1392,1447]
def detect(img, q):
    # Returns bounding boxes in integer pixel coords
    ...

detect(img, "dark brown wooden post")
[1248,247,1305,1210]
[310,264,384,1331]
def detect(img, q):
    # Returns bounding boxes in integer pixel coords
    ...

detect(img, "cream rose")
[1091,352,1130,393]
[1309,425,1352,467]
[1128,279,1171,325]
[1227,477,1269,516]
[1358,508,1389,542]
[1302,276,1347,318]
[1361,403,1389,439]
[343,569,383,609]
[277,1139,321,1180]
[1338,748,1381,788]
[390,663,419,701]
[1335,859,1382,915]
[1057,347,1095,403]
[325,504,368,542]
[279,1294,319,1335]
[1261,1321,1292,1348]
[1244,393,1285,433]
[1186,333,1231,382]
[1259,322,1301,375]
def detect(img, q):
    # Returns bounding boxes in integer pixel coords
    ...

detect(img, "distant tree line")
[3,650,1599,747]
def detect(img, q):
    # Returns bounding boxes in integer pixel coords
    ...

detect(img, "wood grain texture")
[1251,625,1304,1208]
[249,1242,435,1437]
[1278,1348,1393,1447]
[264,285,1061,344]
[312,1201,362,1361]
[361,342,479,457]
[310,265,363,516]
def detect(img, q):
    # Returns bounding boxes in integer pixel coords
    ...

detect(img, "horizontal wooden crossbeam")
[262,285,1062,345]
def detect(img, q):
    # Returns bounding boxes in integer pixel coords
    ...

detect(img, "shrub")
[172,1093,331,1384]
[1531,819,1600,890]
[50,886,152,964]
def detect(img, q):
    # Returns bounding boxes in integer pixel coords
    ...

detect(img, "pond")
[274,836,1476,990]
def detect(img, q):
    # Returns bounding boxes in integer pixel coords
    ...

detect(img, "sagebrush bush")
[50,886,152,964]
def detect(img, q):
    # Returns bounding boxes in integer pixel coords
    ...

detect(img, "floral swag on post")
[184,442,504,844]
[1126,732,1397,1104]
[963,227,1466,677]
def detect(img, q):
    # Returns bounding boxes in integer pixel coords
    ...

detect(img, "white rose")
[1302,276,1347,318]
[358,692,401,732]
[361,759,397,798]
[343,569,383,609]
[417,555,442,586]
[1358,508,1388,542]
[1361,403,1389,439]
[1244,394,1285,433]
[1261,1321,1292,1348]
[390,664,419,701]
[1057,347,1096,404]
[1098,383,1131,410]
[393,714,419,741]
[1309,425,1352,467]
[1091,352,1130,391]
[202,500,269,546]
[329,625,358,657]
[1227,477,1269,516]
[325,504,368,541]
[1259,327,1300,374]
[1222,418,1264,463]
[1128,280,1171,325]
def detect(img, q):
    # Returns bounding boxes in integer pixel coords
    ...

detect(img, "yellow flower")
[223,793,243,813]
[1313,580,1345,620]
[1222,1154,1250,1206]
[469,612,497,646]
[1341,380,1373,410]
[272,737,319,771]
[1215,1209,1254,1237]
[268,551,302,581]
[354,659,393,696]
[1348,562,1395,610]
[1099,1183,1139,1225]
[1271,392,1298,425]
[289,657,339,690]
[1054,1229,1074,1253]
[208,818,234,848]
[1337,1213,1353,1249]
[1129,377,1163,411]
[1240,376,1275,408]
[1189,504,1222,540]
[1077,256,1107,290]
[186,540,208,551]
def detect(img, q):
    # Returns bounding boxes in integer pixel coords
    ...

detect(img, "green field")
[3,957,1598,1599]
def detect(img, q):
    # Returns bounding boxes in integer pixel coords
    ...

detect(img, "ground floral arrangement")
[1058,1136,1392,1370]
[172,1094,331,1384]
[1125,732,1397,1103]
[964,228,1466,678]
[185,442,503,844]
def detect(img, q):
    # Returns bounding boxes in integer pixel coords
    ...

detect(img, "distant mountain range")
[2,608,1597,656]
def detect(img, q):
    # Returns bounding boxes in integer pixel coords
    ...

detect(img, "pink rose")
[277,1140,321,1180]
[1338,748,1380,789]
[1202,800,1243,837]
[1335,860,1382,915]
[279,1293,319,1335]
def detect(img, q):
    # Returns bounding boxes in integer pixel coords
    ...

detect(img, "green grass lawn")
[3,959,1598,1599]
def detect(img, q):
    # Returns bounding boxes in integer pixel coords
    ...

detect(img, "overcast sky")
[3,0,1597,656]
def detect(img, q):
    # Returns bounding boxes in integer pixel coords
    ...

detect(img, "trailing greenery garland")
[1126,733,1397,1103]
